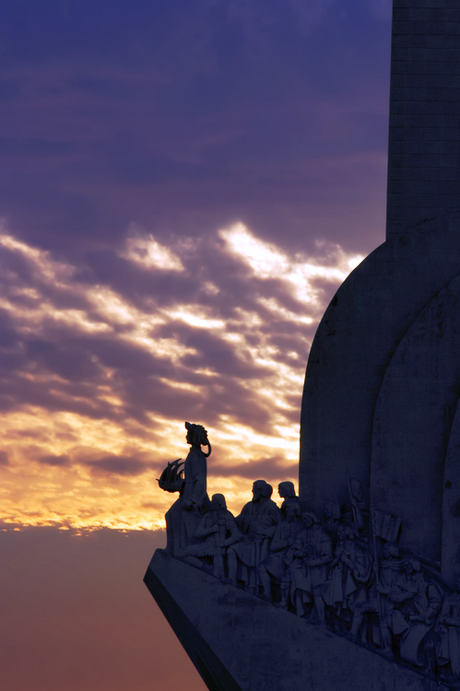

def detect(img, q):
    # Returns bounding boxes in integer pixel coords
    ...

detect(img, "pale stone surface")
[146,551,430,691]
[300,213,460,524]
[443,401,460,588]
[371,273,460,572]
[387,4,460,234]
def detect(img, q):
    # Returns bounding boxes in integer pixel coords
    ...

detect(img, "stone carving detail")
[227,480,281,594]
[259,500,303,605]
[436,579,460,684]
[182,421,211,511]
[288,511,332,621]
[158,427,460,688]
[158,459,184,493]
[183,493,241,579]
[321,523,371,630]
[161,422,211,558]
[278,481,300,518]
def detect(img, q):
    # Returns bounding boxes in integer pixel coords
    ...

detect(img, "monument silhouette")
[145,3,460,689]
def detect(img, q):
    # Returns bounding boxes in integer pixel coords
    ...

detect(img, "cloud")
[82,455,151,477]
[122,227,185,271]
[0,0,388,535]
[211,455,297,482]
[0,220,361,528]
[0,0,389,264]
[37,454,71,467]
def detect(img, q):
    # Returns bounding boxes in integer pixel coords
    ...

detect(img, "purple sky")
[1,1,392,689]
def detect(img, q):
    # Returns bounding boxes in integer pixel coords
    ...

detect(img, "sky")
[1,1,392,689]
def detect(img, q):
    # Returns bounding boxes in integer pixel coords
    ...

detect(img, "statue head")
[286,502,301,522]
[323,500,341,520]
[252,479,272,501]
[350,478,363,501]
[336,522,353,540]
[278,481,296,499]
[403,558,420,575]
[302,510,319,528]
[185,422,210,448]
[211,493,227,510]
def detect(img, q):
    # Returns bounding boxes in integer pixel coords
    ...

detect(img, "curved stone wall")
[300,213,460,579]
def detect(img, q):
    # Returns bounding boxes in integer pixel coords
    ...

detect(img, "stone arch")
[370,275,460,563]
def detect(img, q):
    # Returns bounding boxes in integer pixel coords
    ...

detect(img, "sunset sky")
[1,1,392,689]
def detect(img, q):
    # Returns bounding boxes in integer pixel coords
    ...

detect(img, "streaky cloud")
[0,221,361,528]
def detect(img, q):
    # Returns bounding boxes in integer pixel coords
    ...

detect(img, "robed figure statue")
[160,422,212,557]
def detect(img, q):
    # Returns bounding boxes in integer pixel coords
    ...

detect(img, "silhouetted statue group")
[158,423,460,687]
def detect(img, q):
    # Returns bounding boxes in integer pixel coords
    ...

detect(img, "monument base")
[145,550,437,691]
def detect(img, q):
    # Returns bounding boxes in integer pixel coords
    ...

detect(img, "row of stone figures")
[159,424,460,688]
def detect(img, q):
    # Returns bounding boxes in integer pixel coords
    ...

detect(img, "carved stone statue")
[321,523,372,629]
[227,480,281,593]
[153,451,460,687]
[182,421,211,511]
[259,501,303,602]
[436,576,460,682]
[322,501,342,538]
[287,510,333,621]
[161,422,211,557]
[183,494,241,579]
[347,478,369,538]
[349,541,402,644]
[382,558,442,664]
[278,481,300,519]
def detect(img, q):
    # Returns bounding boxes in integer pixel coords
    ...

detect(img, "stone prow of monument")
[145,3,460,690]
[146,550,437,691]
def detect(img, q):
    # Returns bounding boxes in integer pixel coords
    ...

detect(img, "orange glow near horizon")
[0,222,363,531]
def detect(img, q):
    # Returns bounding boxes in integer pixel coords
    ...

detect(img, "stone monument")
[144,2,460,689]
